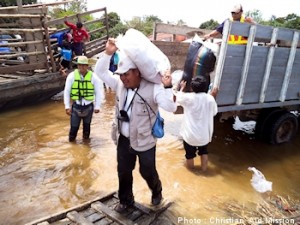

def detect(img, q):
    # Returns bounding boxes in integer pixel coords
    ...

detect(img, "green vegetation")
[7,1,298,36]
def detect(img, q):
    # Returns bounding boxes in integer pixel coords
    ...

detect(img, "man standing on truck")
[64,18,90,56]
[203,4,255,44]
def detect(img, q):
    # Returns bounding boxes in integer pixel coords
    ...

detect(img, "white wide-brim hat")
[73,55,89,65]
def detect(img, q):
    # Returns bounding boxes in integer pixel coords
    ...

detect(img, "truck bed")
[153,22,300,113]
[213,20,300,113]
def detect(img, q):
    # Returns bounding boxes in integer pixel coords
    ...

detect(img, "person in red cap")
[203,4,255,44]
[64,18,90,56]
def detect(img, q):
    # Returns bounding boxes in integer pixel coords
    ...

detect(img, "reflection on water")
[0,90,299,225]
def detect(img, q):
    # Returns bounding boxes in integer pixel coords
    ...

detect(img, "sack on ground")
[116,28,170,84]
[248,167,272,193]
[152,111,164,138]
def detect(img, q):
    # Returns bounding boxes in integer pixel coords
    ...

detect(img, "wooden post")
[104,8,109,40]
[17,0,22,11]
[42,15,57,72]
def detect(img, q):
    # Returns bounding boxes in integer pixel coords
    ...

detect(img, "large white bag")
[116,28,170,84]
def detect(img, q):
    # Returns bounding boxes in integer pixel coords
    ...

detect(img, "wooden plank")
[34,31,48,63]
[1,62,47,74]
[36,222,49,225]
[24,31,37,64]
[85,47,105,58]
[134,201,173,225]
[22,0,72,8]
[0,28,52,34]
[85,36,108,48]
[43,22,56,72]
[30,17,44,27]
[77,7,107,17]
[24,192,116,225]
[0,59,25,65]
[45,8,106,26]
[84,18,105,26]
[66,211,94,225]
[46,218,71,225]
[0,51,45,59]
[91,202,135,225]
[16,8,48,15]
[0,40,42,47]
[133,202,152,215]
[89,26,107,36]
[85,211,106,223]
[0,14,41,18]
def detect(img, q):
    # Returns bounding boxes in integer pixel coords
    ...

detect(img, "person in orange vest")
[203,4,256,44]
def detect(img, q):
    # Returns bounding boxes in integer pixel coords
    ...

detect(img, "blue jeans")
[69,102,94,141]
[117,134,162,205]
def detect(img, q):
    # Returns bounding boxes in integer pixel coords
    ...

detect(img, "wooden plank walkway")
[25,192,175,225]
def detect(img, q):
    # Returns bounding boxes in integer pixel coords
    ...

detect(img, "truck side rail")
[214,21,300,113]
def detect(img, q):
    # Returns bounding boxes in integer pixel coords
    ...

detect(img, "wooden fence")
[0,2,108,75]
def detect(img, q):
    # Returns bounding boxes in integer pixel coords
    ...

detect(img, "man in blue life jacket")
[63,56,103,142]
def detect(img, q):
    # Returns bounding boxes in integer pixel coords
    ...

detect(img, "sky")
[84,0,300,27]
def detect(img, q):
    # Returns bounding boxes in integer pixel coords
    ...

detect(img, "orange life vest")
[228,16,248,45]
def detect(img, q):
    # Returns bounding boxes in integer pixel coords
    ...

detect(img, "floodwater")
[0,89,299,225]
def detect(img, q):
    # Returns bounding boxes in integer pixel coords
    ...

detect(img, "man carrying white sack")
[94,38,177,213]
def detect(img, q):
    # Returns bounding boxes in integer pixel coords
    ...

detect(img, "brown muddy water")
[0,90,299,225]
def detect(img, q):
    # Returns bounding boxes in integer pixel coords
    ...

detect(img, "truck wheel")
[268,112,298,144]
[255,108,284,140]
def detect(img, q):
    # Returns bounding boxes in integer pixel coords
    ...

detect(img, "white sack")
[116,28,170,84]
[248,167,272,193]
[193,34,220,57]
[233,116,256,134]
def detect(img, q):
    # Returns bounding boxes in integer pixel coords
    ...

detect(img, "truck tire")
[255,108,284,140]
[267,112,298,144]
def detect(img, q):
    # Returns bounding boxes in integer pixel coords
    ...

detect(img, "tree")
[284,13,300,30]
[245,9,263,24]
[199,19,219,30]
[67,0,87,13]
[262,13,300,30]
[49,0,87,19]
[109,22,128,37]
[176,19,186,26]
[107,12,120,29]
[125,15,162,36]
